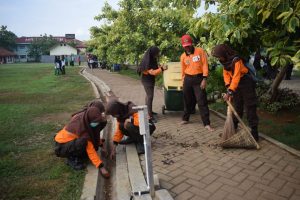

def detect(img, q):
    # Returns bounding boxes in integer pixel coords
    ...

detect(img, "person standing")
[54,56,60,75]
[137,46,168,123]
[77,56,81,66]
[212,44,259,141]
[61,55,66,75]
[180,34,213,131]
[65,55,69,66]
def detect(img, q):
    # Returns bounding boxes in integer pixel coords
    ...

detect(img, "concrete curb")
[80,69,101,200]
[210,108,300,158]
[83,68,174,200]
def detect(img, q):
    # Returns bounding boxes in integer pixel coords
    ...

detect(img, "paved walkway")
[280,76,300,95]
[88,68,300,200]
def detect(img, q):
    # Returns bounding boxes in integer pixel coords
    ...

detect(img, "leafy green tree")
[89,0,194,65]
[28,34,58,62]
[0,25,17,51]
[189,0,300,101]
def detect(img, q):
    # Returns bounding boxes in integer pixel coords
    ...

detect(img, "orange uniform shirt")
[180,47,209,79]
[113,112,140,143]
[223,60,249,92]
[55,128,102,168]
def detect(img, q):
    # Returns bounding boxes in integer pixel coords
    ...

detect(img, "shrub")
[257,82,300,113]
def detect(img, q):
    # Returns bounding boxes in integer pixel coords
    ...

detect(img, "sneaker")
[119,137,135,144]
[136,143,145,155]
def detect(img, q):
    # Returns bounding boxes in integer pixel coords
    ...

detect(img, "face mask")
[90,122,99,128]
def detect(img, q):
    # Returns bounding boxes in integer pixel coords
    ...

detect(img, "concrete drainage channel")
[80,68,174,200]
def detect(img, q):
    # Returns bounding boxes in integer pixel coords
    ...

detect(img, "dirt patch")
[34,112,71,124]
[258,107,299,124]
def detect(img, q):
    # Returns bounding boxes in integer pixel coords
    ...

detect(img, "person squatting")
[54,99,156,174]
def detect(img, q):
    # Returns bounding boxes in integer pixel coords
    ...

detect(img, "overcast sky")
[0,0,216,41]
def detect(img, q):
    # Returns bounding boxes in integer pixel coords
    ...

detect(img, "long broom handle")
[226,100,260,149]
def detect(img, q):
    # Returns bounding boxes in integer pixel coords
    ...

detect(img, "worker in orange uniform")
[54,100,110,178]
[180,34,213,131]
[212,44,259,141]
[105,99,156,156]
[137,46,168,123]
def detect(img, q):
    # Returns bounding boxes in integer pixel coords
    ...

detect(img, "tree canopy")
[28,34,59,62]
[89,0,195,65]
[90,0,299,101]
[0,25,17,51]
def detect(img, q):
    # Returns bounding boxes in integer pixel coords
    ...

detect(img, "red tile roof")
[0,47,16,56]
[16,36,83,45]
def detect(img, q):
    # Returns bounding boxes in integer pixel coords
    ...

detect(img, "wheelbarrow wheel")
[162,105,166,115]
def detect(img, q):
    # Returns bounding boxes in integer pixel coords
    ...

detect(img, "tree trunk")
[268,65,288,102]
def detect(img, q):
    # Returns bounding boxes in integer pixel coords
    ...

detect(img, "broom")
[220,100,260,149]
[222,105,235,141]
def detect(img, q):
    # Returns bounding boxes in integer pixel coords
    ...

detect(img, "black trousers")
[120,122,156,143]
[143,83,155,117]
[55,138,88,158]
[182,74,210,126]
[233,76,259,140]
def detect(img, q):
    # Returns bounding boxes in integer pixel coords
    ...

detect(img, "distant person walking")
[212,44,259,141]
[65,55,69,66]
[77,56,81,66]
[61,55,66,75]
[180,34,213,131]
[137,46,168,123]
[70,55,74,66]
[54,56,60,75]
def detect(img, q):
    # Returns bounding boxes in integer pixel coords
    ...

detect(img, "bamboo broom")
[222,105,235,141]
[220,99,260,149]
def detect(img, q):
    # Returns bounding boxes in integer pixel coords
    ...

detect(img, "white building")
[50,43,77,56]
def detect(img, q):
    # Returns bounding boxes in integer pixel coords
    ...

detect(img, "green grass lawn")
[0,63,94,200]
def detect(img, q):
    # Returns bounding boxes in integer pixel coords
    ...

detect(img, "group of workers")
[54,34,259,177]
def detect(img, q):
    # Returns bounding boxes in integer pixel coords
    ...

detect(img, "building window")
[20,55,26,59]
[19,45,25,49]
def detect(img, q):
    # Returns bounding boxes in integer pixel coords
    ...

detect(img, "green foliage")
[256,82,300,112]
[190,0,300,70]
[0,25,17,51]
[89,0,194,64]
[206,65,226,95]
[28,34,59,62]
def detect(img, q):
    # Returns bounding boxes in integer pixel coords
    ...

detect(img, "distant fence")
[40,55,87,63]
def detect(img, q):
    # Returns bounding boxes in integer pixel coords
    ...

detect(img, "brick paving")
[88,68,300,200]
